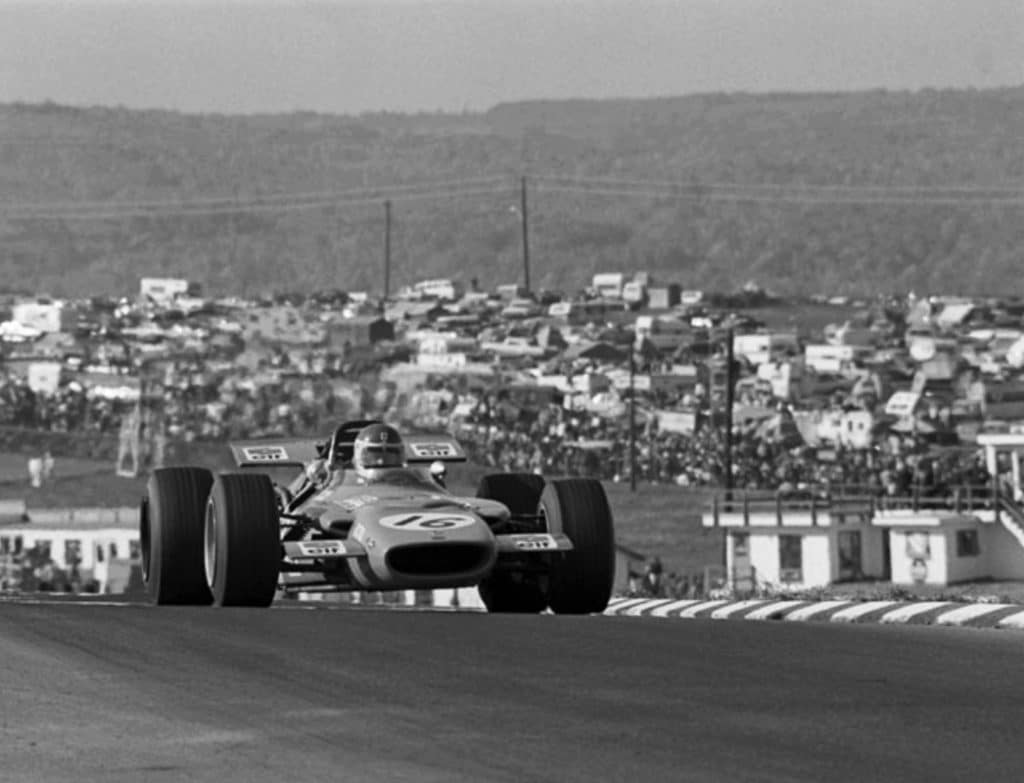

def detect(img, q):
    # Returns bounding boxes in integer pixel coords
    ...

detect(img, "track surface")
[2,600,1023,783]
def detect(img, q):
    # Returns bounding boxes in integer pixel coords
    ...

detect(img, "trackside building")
[0,507,140,594]
[704,433,1024,590]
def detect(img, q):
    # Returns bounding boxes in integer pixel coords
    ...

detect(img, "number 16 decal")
[380,512,474,531]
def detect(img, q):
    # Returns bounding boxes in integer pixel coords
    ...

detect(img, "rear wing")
[229,430,466,468]
[229,440,319,468]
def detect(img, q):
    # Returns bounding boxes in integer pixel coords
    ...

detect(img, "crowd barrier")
[25,506,139,527]
[0,499,28,521]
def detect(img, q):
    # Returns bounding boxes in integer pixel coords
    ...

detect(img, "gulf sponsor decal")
[242,445,289,463]
[296,541,349,557]
[511,534,560,551]
[409,442,458,459]
[378,512,475,531]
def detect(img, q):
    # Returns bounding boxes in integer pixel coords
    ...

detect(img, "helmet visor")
[357,443,404,468]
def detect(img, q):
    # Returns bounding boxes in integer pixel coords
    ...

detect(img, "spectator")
[27,456,42,488]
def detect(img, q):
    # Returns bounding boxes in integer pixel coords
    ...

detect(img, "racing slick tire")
[477,571,548,614]
[476,473,548,613]
[543,478,615,615]
[204,473,281,608]
[476,473,546,515]
[141,466,215,606]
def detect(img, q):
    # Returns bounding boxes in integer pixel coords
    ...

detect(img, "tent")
[562,341,627,363]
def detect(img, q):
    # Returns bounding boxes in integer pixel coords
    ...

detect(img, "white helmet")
[352,423,406,472]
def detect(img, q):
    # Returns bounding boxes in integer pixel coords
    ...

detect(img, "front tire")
[543,479,615,615]
[205,473,281,607]
[141,467,214,606]
[476,473,546,515]
[476,473,548,613]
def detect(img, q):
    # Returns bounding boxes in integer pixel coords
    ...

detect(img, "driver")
[352,422,406,481]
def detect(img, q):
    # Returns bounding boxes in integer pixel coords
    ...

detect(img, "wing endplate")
[282,540,367,560]
[229,440,320,468]
[403,433,467,463]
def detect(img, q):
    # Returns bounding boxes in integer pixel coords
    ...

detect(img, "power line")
[535,174,1024,196]
[534,178,1024,206]
[0,176,509,213]
[4,171,1024,221]
[0,182,514,221]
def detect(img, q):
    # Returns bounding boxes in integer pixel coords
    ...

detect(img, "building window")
[779,535,803,583]
[733,533,749,557]
[956,530,981,557]
[65,540,82,568]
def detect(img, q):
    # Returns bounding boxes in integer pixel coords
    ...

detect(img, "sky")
[0,0,1022,115]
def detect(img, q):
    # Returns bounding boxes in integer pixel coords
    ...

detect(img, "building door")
[731,532,754,592]
[778,535,804,584]
[838,530,863,581]
[881,530,891,580]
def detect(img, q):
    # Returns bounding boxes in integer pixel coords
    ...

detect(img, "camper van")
[495,283,529,300]
[591,273,626,299]
[634,315,690,351]
[622,280,647,308]
[548,299,627,325]
[400,279,464,301]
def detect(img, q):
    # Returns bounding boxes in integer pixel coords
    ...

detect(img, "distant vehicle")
[500,298,544,319]
[140,420,615,613]
[480,335,549,358]
[399,279,465,301]
[495,283,530,300]
[547,299,628,325]
[591,273,625,299]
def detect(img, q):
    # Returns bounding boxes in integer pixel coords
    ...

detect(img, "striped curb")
[604,597,1024,630]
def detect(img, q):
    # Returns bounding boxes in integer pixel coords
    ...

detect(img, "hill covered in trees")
[1,86,1023,299]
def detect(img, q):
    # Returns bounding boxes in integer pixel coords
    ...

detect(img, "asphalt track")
[2,599,1023,783]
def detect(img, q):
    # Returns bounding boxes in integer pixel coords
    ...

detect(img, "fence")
[708,483,997,526]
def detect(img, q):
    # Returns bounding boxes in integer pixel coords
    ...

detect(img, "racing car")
[140,419,615,613]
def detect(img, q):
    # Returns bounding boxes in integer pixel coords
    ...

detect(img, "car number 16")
[379,512,475,531]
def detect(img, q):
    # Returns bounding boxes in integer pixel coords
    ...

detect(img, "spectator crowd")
[0,280,1020,507]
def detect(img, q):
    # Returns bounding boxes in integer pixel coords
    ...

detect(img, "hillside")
[1,87,1023,298]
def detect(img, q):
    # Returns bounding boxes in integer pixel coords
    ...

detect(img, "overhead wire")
[534,174,1024,196]
[0,180,515,220]
[2,172,1023,220]
[0,176,510,214]
[533,175,1024,206]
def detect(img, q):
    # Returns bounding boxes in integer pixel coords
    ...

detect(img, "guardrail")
[708,484,998,527]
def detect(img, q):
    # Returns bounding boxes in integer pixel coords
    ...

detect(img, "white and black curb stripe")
[604,597,1024,629]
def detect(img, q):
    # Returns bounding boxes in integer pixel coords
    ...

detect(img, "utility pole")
[724,326,735,497]
[520,176,531,293]
[629,341,637,492]
[383,199,392,307]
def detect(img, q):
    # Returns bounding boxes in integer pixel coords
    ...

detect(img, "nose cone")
[352,505,497,588]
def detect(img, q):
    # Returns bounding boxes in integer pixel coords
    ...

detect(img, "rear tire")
[543,479,615,615]
[204,473,281,607]
[141,467,214,606]
[476,472,548,613]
